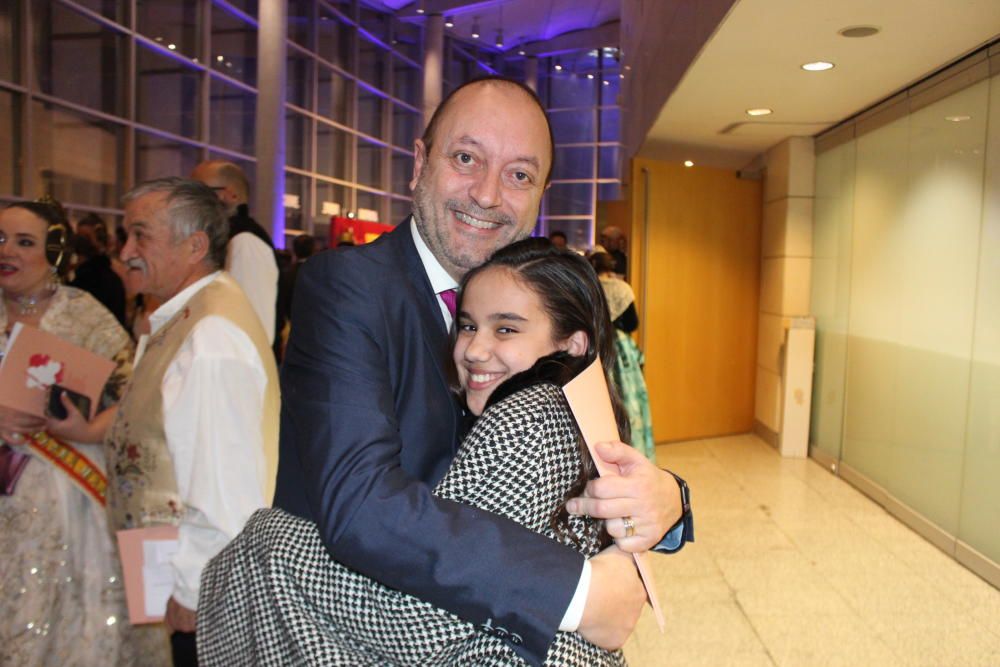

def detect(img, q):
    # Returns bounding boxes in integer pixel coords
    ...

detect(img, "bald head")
[191,160,250,215]
[421,76,555,186]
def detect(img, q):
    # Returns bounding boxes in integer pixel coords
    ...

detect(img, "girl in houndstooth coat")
[198,239,634,666]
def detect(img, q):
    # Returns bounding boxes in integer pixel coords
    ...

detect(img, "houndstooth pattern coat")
[197,381,627,666]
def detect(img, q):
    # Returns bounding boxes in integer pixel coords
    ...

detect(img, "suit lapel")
[390,220,461,447]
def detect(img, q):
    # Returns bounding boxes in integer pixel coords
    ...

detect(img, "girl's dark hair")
[457,237,630,545]
[5,199,74,277]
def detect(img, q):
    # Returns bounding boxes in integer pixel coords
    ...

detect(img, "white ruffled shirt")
[138,271,270,610]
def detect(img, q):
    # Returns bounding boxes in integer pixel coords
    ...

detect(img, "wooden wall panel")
[630,158,762,442]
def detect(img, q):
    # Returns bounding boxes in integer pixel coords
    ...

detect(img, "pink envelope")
[116,525,180,624]
[563,358,666,632]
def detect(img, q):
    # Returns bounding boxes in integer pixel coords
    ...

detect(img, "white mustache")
[126,258,146,272]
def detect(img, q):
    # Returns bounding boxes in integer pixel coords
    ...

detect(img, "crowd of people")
[0,76,691,667]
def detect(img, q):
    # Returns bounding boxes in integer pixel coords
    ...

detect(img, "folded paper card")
[0,323,115,419]
[562,357,666,632]
[116,526,180,624]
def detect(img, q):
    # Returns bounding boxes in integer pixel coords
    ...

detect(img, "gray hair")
[123,177,229,269]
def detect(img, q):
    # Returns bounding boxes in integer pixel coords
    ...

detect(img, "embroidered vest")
[105,273,280,530]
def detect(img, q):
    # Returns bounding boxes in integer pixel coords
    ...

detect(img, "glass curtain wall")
[536,49,623,249]
[0,0,424,245]
[811,66,1000,570]
[1,2,620,243]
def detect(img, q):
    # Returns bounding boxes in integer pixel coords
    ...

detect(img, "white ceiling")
[639,0,1000,170]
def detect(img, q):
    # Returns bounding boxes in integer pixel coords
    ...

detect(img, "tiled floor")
[621,434,1000,667]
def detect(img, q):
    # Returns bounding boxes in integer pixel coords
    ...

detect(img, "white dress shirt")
[140,271,270,610]
[226,232,278,344]
[410,221,591,632]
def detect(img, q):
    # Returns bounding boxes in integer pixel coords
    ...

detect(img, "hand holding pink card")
[562,358,666,632]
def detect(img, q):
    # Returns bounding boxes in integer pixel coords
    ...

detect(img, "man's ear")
[187,230,210,264]
[562,330,589,357]
[410,138,427,191]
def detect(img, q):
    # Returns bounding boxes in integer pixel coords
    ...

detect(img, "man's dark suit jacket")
[275,219,583,665]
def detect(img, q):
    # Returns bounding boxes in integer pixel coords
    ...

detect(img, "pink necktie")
[439,289,457,317]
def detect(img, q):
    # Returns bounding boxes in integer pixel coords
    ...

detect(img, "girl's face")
[454,266,584,416]
[0,207,53,298]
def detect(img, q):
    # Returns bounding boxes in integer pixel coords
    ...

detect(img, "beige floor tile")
[749,613,902,667]
[622,434,1000,667]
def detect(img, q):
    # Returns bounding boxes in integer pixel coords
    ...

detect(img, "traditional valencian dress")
[198,355,628,666]
[0,286,170,666]
[599,276,655,462]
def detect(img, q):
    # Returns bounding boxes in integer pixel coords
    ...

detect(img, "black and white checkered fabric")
[198,383,627,666]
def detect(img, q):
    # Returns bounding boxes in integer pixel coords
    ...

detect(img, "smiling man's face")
[410,81,551,281]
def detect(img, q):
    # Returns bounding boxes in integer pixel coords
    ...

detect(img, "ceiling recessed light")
[602,79,610,86]
[518,49,526,56]
[746,108,772,116]
[945,115,971,122]
[444,16,454,28]
[586,73,594,79]
[839,25,880,38]
[684,160,694,168]
[802,61,835,72]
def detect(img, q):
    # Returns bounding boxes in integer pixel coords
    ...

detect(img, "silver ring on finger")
[622,515,635,538]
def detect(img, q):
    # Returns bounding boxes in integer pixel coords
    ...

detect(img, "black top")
[70,255,126,326]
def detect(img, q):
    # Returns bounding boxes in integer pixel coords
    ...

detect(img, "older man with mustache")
[106,178,279,667]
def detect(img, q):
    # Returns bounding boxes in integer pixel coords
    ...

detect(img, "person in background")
[191,160,279,346]
[0,199,169,666]
[549,229,568,250]
[589,251,655,462]
[97,178,280,667]
[71,213,127,326]
[598,225,628,278]
[275,233,316,357]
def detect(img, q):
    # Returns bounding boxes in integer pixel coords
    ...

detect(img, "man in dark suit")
[276,76,688,665]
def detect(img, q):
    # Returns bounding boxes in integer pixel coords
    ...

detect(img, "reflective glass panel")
[392,106,419,151]
[137,44,200,138]
[391,57,420,107]
[548,70,596,108]
[210,76,256,155]
[317,66,352,124]
[358,38,387,89]
[211,5,257,86]
[137,0,200,60]
[287,0,314,49]
[391,152,412,197]
[34,4,125,115]
[0,91,17,195]
[316,122,349,180]
[544,183,593,217]
[357,139,383,189]
[135,131,201,182]
[549,109,595,144]
[599,108,620,143]
[284,172,307,231]
[553,147,595,180]
[392,20,421,63]
[32,101,122,209]
[0,1,19,82]
[287,50,314,110]
[357,88,384,139]
[598,146,620,179]
[317,9,353,70]
[286,111,311,170]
